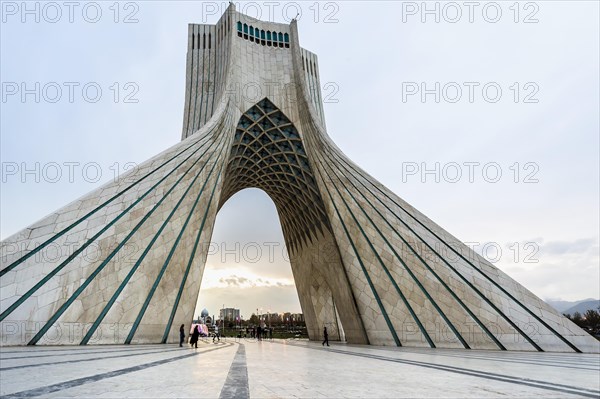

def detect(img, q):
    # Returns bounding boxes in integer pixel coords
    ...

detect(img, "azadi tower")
[1,5,598,352]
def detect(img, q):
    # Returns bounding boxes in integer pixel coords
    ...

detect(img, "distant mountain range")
[545,298,600,315]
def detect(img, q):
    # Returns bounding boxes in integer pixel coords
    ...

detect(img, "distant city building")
[259,312,281,325]
[220,307,240,322]
[280,312,305,320]
[291,313,304,323]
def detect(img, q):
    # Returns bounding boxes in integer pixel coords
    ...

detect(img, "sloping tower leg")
[290,229,368,344]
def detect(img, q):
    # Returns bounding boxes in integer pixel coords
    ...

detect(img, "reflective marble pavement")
[1,339,598,398]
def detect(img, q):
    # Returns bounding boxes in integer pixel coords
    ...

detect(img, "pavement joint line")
[0,343,234,399]
[0,346,188,371]
[219,343,249,399]
[0,344,177,360]
[296,341,600,366]
[280,341,600,398]
[390,347,600,363]
[0,343,169,355]
[354,346,600,371]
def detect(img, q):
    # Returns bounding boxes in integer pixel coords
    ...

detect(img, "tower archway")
[210,98,367,343]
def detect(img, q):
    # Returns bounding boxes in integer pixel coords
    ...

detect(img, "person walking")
[179,324,185,347]
[322,326,329,346]
[191,324,200,349]
[213,324,220,343]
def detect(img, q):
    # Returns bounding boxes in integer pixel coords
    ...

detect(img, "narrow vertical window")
[203,33,206,49]
[208,33,212,49]
[261,30,266,46]
[284,33,290,48]
[249,26,254,42]
[237,21,242,37]
[278,32,284,47]
[192,32,195,49]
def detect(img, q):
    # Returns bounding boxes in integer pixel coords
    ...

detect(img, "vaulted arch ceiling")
[220,98,330,252]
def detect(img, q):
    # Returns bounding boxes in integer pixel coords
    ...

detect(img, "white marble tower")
[1,5,598,353]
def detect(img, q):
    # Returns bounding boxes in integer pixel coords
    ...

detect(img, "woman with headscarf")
[190,324,200,348]
[179,324,185,347]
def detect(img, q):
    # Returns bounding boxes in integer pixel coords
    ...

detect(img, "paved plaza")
[0,339,598,398]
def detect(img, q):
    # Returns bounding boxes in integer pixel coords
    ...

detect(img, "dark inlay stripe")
[0,135,215,323]
[0,344,233,399]
[211,31,217,120]
[219,344,249,399]
[185,25,195,135]
[1,345,172,360]
[319,149,506,350]
[284,342,599,398]
[195,27,205,131]
[312,135,543,352]
[203,35,212,126]
[323,165,437,348]
[27,135,224,346]
[325,142,580,353]
[0,347,179,371]
[317,153,478,350]
[161,128,232,342]
[81,131,227,345]
[314,167,401,347]
[0,134,208,278]
[125,142,227,344]
[381,347,599,372]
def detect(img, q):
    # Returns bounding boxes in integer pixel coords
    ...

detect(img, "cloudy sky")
[1,1,598,319]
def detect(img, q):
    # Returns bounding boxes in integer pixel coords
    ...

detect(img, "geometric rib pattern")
[298,109,598,352]
[0,4,598,353]
[220,98,330,253]
[0,106,234,346]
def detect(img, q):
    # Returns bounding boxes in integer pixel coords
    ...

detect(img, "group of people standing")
[246,326,273,340]
[180,323,220,348]
[176,324,331,347]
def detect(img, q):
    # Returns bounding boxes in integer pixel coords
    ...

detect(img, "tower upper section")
[181,4,325,140]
